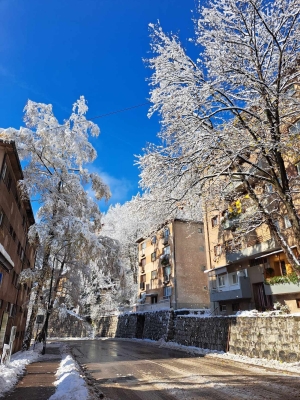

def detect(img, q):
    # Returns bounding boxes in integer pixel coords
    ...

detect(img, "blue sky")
[0,0,198,211]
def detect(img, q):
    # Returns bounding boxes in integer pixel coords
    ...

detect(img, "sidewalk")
[4,346,61,400]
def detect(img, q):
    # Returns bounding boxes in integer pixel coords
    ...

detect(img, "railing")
[136,298,171,312]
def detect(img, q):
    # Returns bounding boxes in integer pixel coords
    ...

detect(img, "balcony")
[264,281,300,296]
[226,237,277,263]
[210,277,252,302]
[221,217,240,230]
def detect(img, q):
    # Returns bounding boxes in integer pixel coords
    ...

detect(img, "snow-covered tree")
[138,0,300,274]
[1,97,111,349]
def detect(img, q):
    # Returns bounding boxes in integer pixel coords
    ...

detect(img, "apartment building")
[0,140,35,354]
[204,187,300,315]
[137,219,210,310]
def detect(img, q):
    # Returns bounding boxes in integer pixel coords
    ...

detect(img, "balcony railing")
[210,277,252,302]
[226,237,277,263]
[264,281,300,296]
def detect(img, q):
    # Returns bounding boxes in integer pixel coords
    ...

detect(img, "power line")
[90,101,150,120]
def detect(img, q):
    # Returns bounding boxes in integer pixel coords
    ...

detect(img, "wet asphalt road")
[66,339,300,400]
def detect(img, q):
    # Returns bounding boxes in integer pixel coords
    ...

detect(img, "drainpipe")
[172,221,178,310]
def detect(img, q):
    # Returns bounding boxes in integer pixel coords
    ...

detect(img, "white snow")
[0,343,41,398]
[49,350,89,400]
[235,309,300,317]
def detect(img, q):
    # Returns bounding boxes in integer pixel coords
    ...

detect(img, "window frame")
[284,215,292,229]
[218,274,226,287]
[211,215,219,228]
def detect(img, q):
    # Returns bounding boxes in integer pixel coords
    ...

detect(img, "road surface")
[66,339,300,400]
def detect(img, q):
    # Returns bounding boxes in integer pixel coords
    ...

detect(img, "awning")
[255,245,296,259]
[204,265,228,275]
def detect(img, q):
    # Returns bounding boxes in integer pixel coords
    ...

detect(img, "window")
[232,303,240,312]
[265,184,273,193]
[151,251,156,262]
[164,245,170,255]
[151,235,157,244]
[0,273,2,288]
[284,215,292,229]
[211,215,219,228]
[280,261,287,276]
[164,227,170,238]
[0,209,3,227]
[163,266,171,282]
[151,296,158,304]
[220,304,227,312]
[231,273,238,285]
[289,119,300,135]
[151,270,158,280]
[140,258,146,270]
[140,274,146,290]
[296,163,300,176]
[198,227,203,233]
[9,303,15,317]
[274,220,281,232]
[218,274,226,287]
[214,244,222,256]
[1,162,7,180]
[141,242,146,253]
[296,299,300,308]
[163,286,172,298]
[0,299,3,308]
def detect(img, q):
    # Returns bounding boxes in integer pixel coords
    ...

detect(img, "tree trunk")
[22,249,50,351]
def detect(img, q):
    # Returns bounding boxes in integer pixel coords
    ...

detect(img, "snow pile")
[235,309,300,317]
[157,339,300,374]
[49,353,89,400]
[0,344,41,398]
[208,351,300,374]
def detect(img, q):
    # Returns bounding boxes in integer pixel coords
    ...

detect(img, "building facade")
[137,219,210,310]
[0,140,35,354]
[204,194,300,315]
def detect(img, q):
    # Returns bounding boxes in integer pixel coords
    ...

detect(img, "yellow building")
[136,219,210,311]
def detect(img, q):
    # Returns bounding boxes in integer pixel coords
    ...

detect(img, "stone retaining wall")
[173,316,230,352]
[95,313,300,362]
[229,316,300,362]
[48,313,91,338]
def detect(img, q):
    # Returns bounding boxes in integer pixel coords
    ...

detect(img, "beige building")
[137,219,210,310]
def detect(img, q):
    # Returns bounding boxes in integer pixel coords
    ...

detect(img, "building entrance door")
[252,282,272,311]
[135,315,145,339]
